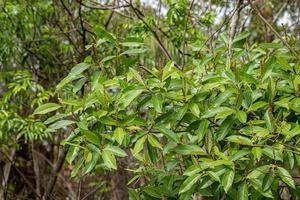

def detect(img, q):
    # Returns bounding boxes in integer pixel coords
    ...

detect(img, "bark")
[43,146,68,200]
[0,149,16,200]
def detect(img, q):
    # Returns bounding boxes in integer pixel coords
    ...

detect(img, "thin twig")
[125,0,179,68]
[248,0,300,62]
[43,147,68,200]
[228,0,243,59]
[1,150,42,199]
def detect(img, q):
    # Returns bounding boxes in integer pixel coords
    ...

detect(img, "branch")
[86,0,129,10]
[228,0,243,59]
[198,4,243,52]
[181,0,195,67]
[43,147,68,200]
[125,1,180,68]
[248,0,300,62]
[1,150,42,199]
[272,1,289,24]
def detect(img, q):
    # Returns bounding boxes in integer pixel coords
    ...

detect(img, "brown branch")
[198,4,242,52]
[43,147,68,200]
[181,0,195,68]
[32,143,42,198]
[86,0,129,10]
[32,149,76,199]
[81,187,99,200]
[1,150,42,199]
[248,0,300,62]
[104,0,116,29]
[78,0,87,46]
[125,1,180,68]
[228,0,243,59]
[75,0,132,19]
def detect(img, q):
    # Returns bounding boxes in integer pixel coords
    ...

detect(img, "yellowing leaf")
[102,150,117,170]
[147,135,162,150]
[114,127,126,145]
[227,135,253,145]
[236,110,247,123]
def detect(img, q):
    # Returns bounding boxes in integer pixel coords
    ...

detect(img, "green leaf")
[196,120,209,142]
[121,48,147,55]
[119,89,144,108]
[250,179,274,198]
[264,109,274,132]
[44,114,66,125]
[56,63,90,90]
[236,110,247,123]
[143,186,161,198]
[252,147,262,160]
[152,95,163,113]
[156,126,180,143]
[262,171,274,192]
[73,77,86,93]
[174,144,206,155]
[227,135,252,145]
[128,188,140,200]
[132,135,147,156]
[47,120,75,131]
[207,171,220,182]
[286,126,300,139]
[277,167,295,189]
[128,68,144,85]
[70,63,91,77]
[83,153,99,174]
[66,146,79,164]
[190,103,200,117]
[104,145,127,157]
[201,107,234,119]
[230,150,250,161]
[114,127,126,145]
[102,150,117,169]
[147,135,162,150]
[179,174,201,194]
[221,170,234,193]
[183,165,202,176]
[102,55,116,63]
[262,147,283,161]
[247,165,270,179]
[216,116,234,141]
[232,32,250,43]
[82,129,100,146]
[248,101,268,112]
[120,42,143,47]
[237,182,248,200]
[127,175,140,185]
[71,157,84,177]
[286,151,295,169]
[33,103,61,115]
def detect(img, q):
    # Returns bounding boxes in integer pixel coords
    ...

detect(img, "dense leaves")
[1,0,300,199]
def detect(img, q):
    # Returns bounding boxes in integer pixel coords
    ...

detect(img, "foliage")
[35,29,300,198]
[1,0,300,199]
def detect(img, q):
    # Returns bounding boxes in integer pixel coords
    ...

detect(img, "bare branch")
[248,0,300,62]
